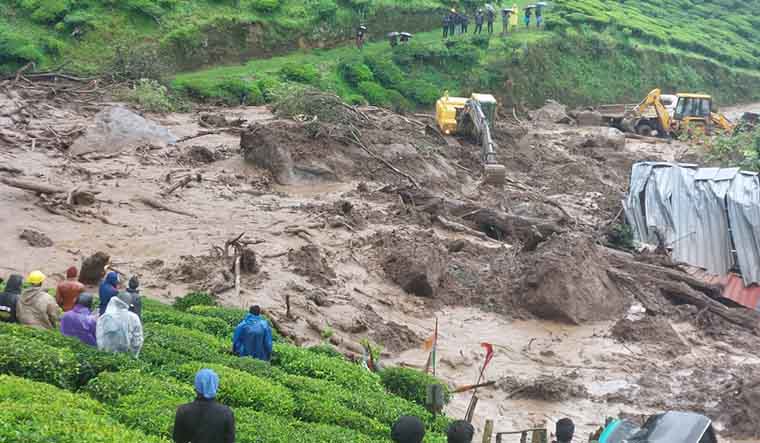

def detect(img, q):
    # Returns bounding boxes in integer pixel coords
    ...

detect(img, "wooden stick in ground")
[482,419,494,443]
[136,196,196,218]
[234,255,242,309]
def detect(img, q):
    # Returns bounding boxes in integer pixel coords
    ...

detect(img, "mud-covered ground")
[2,82,759,441]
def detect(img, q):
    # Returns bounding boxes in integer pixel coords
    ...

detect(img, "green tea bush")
[171,363,296,416]
[0,321,144,386]
[172,76,264,105]
[358,81,391,107]
[235,408,386,443]
[15,0,72,24]
[273,343,383,393]
[338,59,374,86]
[173,291,217,311]
[0,375,166,443]
[244,0,281,12]
[140,323,229,366]
[144,306,230,337]
[187,304,283,341]
[293,390,388,437]
[0,334,79,389]
[112,392,184,437]
[308,343,344,359]
[379,367,451,407]
[280,62,320,84]
[85,369,193,405]
[364,56,405,89]
[222,354,289,378]
[125,79,174,113]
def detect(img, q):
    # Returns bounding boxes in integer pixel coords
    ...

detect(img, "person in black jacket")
[173,369,235,443]
[0,274,23,323]
[447,420,475,443]
[391,416,426,443]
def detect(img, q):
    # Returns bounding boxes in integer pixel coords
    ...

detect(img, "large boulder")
[69,106,176,155]
[380,231,447,298]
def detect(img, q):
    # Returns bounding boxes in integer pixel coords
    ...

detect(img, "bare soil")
[2,80,759,441]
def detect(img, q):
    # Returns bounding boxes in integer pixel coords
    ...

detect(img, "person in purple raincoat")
[60,293,97,347]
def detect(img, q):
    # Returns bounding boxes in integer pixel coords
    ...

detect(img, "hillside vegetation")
[0,294,451,443]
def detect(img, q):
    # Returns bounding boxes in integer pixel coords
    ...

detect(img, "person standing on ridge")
[99,271,120,316]
[461,11,469,34]
[486,7,495,33]
[57,266,84,312]
[448,9,457,36]
[535,2,545,28]
[475,9,484,34]
[60,293,97,347]
[0,274,23,323]
[232,305,273,361]
[173,368,235,443]
[356,25,367,50]
[524,5,533,28]
[17,271,60,330]
[443,12,451,38]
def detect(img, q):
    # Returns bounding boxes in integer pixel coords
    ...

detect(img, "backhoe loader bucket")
[484,163,506,185]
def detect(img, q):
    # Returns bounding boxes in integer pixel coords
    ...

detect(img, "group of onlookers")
[442,2,545,38]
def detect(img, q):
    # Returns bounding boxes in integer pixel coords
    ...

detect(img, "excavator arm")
[630,88,671,135]
[710,112,734,132]
[459,99,506,185]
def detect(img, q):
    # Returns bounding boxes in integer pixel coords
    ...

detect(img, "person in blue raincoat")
[232,305,272,361]
[99,271,120,316]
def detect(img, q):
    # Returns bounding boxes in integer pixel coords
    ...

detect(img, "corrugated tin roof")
[684,266,760,311]
[626,162,760,286]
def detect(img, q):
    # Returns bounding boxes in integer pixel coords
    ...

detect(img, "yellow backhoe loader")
[435,92,506,185]
[624,89,734,137]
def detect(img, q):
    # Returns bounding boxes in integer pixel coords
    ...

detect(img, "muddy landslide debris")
[380,230,446,298]
[515,233,628,324]
[19,229,53,248]
[288,244,336,286]
[498,374,589,401]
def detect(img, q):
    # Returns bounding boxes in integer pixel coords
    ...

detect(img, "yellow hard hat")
[27,270,46,285]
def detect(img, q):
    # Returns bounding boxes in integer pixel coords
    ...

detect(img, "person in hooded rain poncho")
[391,416,426,443]
[173,368,235,443]
[99,271,120,316]
[0,274,23,323]
[61,293,97,347]
[96,296,143,356]
[232,305,272,361]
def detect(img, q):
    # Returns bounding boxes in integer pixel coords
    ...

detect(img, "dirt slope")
[1,81,759,441]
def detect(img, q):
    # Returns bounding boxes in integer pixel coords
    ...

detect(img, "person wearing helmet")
[391,416,426,443]
[0,274,23,323]
[60,293,97,347]
[56,266,84,312]
[17,271,60,330]
[475,9,484,34]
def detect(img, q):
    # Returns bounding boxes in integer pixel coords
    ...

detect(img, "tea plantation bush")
[172,290,217,311]
[0,296,456,442]
[380,366,451,407]
[0,375,167,443]
[188,304,283,341]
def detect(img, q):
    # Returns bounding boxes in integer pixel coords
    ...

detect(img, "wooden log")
[0,177,63,195]
[136,196,196,218]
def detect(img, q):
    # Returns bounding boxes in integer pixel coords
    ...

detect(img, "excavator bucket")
[484,163,506,185]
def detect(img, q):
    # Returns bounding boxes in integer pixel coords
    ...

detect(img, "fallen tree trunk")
[1,177,63,195]
[136,196,196,218]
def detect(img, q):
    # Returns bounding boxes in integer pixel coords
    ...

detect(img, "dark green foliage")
[379,366,451,407]
[140,322,230,366]
[398,79,440,105]
[143,308,230,337]
[364,55,405,89]
[172,291,218,311]
[280,62,320,83]
[703,126,760,171]
[85,369,193,405]
[0,334,79,389]
[338,59,374,86]
[0,375,166,443]
[358,81,391,106]
[243,0,281,12]
[172,76,264,105]
[0,24,44,75]
[170,363,296,416]
[606,222,635,250]
[273,343,383,393]
[187,304,283,342]
[308,343,345,359]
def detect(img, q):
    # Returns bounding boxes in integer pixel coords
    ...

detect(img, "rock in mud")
[573,127,625,151]
[380,231,446,298]
[19,229,52,248]
[498,374,589,401]
[288,244,336,286]
[515,233,628,324]
[529,100,572,124]
[79,252,111,285]
[574,110,604,126]
[612,316,687,354]
[185,145,217,163]
[69,106,176,156]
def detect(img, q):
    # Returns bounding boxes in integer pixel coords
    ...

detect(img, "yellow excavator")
[435,92,506,185]
[625,88,734,137]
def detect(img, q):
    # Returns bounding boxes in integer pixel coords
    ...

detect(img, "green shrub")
[172,76,263,105]
[338,59,374,86]
[0,24,44,75]
[235,408,385,443]
[140,323,229,367]
[358,81,391,107]
[187,305,282,342]
[173,291,217,311]
[398,79,440,105]
[0,334,79,389]
[605,222,635,250]
[308,344,344,359]
[125,79,174,113]
[0,375,166,443]
[364,56,405,89]
[273,343,383,393]
[143,306,230,338]
[222,355,289,379]
[387,89,413,113]
[171,363,296,416]
[293,390,388,437]
[256,75,282,102]
[112,392,184,437]
[244,0,280,12]
[280,63,320,84]
[85,369,194,405]
[379,367,451,407]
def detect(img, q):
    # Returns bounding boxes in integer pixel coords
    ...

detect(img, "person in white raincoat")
[96,296,143,357]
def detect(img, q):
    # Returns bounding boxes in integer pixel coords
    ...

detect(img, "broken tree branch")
[136,196,196,218]
[0,177,64,195]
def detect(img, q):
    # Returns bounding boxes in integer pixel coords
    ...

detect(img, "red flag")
[481,342,494,368]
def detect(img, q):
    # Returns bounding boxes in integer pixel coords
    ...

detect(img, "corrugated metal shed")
[625,162,760,287]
